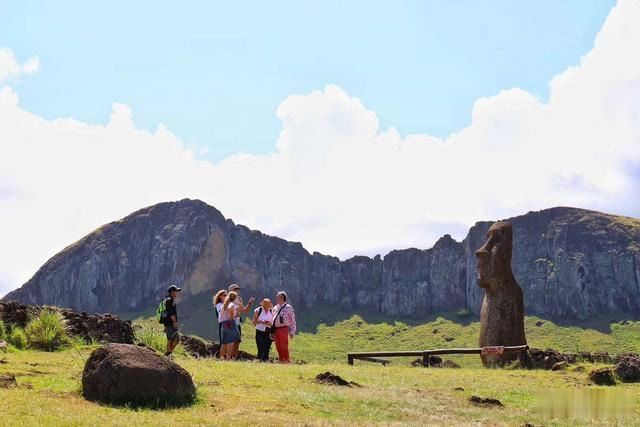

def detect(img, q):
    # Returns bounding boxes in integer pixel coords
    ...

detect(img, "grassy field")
[130,306,640,368]
[1,346,639,426]
[11,310,629,425]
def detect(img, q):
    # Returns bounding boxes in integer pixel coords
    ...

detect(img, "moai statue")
[475,221,527,366]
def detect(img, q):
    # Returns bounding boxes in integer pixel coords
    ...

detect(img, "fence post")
[422,352,430,367]
[348,354,354,365]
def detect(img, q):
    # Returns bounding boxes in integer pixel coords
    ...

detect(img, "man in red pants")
[270,291,296,363]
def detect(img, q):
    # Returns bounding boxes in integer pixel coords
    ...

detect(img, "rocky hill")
[2,199,639,321]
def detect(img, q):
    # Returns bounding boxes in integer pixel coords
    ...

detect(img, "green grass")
[25,310,71,351]
[0,346,639,426]
[289,312,640,366]
[9,326,27,350]
[125,304,640,368]
[3,308,640,425]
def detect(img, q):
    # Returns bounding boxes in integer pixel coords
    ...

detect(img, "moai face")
[475,222,514,292]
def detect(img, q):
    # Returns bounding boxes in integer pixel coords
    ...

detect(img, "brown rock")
[551,361,569,371]
[0,374,17,388]
[615,355,640,382]
[589,367,616,386]
[476,222,527,367]
[469,395,503,407]
[0,301,133,344]
[82,343,195,406]
[441,359,461,368]
[315,372,352,387]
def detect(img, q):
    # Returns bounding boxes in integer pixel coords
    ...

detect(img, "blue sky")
[0,0,616,160]
[3,0,639,296]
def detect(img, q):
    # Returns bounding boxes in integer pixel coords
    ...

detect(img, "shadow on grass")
[528,312,640,334]
[87,392,201,411]
[297,306,478,333]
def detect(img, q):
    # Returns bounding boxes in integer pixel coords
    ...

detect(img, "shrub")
[456,308,471,319]
[25,310,70,351]
[9,327,27,349]
[135,325,167,353]
[0,320,6,341]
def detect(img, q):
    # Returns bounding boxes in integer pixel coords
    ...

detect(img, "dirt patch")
[0,373,17,389]
[469,395,503,407]
[315,372,360,387]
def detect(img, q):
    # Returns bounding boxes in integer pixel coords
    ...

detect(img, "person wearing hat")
[163,284,182,357]
[227,283,255,358]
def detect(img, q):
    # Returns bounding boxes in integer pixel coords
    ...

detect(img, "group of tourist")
[161,283,296,363]
[213,284,296,363]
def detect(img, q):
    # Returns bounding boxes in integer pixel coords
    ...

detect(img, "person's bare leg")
[232,341,240,359]
[220,344,227,359]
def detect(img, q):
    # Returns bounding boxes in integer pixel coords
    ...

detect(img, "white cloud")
[0,48,39,81]
[1,0,640,297]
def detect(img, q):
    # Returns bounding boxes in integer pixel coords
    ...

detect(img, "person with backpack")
[218,291,241,360]
[252,298,274,362]
[157,284,182,358]
[270,291,296,363]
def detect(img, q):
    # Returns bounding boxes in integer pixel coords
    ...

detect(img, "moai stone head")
[475,221,515,292]
[475,221,527,367]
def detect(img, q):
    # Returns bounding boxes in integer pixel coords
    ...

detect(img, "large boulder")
[82,343,195,406]
[615,355,640,382]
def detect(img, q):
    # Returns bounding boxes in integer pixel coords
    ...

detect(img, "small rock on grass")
[551,361,569,371]
[315,372,358,387]
[0,374,17,389]
[469,395,503,407]
[441,360,461,369]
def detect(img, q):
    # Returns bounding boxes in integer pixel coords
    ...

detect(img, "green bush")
[25,310,70,351]
[9,326,27,349]
[456,308,471,319]
[0,320,6,341]
[135,325,167,353]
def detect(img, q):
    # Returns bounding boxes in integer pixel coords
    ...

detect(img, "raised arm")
[238,297,256,314]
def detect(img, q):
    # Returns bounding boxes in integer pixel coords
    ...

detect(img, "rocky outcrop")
[2,199,639,322]
[82,343,195,406]
[0,301,134,344]
[615,354,640,382]
[178,334,255,360]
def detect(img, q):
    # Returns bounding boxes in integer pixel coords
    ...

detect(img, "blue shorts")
[220,320,240,344]
[164,325,179,342]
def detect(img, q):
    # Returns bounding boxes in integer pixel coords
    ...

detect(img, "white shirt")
[234,295,244,325]
[218,302,236,322]
[254,307,274,332]
[216,302,223,319]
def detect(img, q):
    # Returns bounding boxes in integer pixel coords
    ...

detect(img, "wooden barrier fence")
[347,345,529,366]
